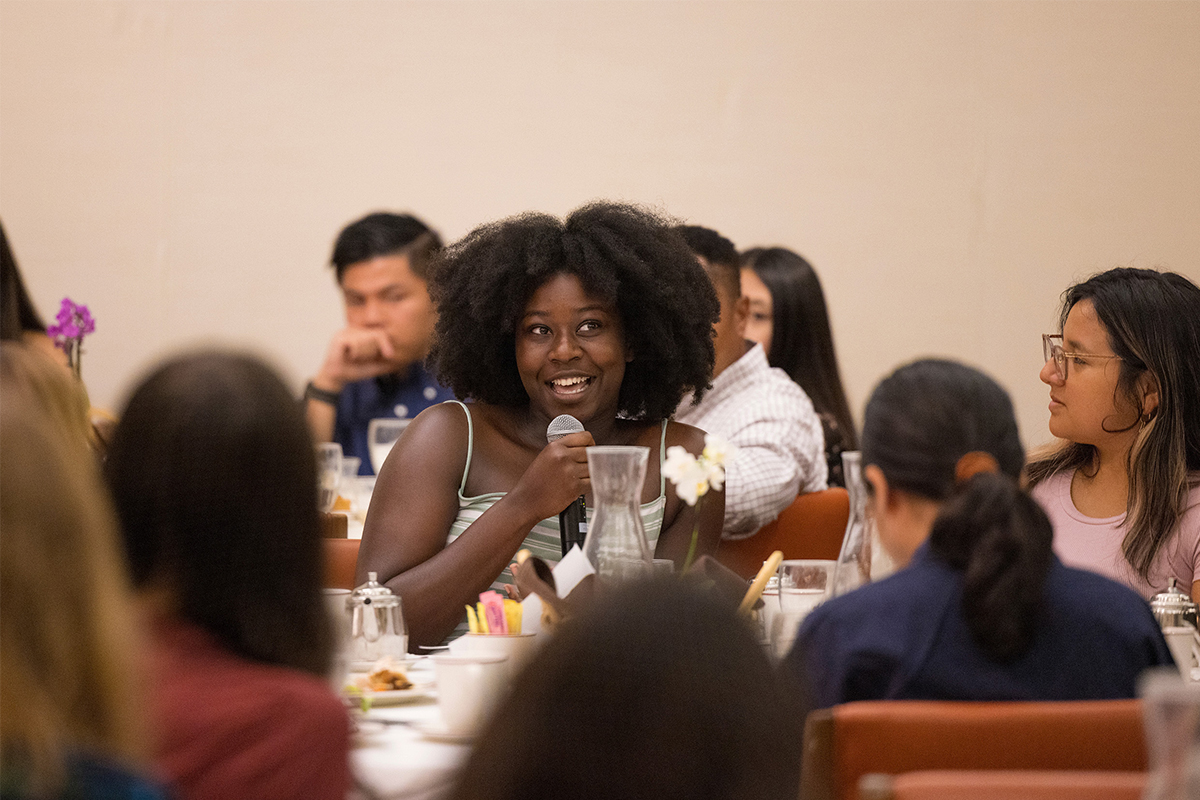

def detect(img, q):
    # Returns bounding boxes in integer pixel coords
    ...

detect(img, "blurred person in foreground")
[783,359,1172,710]
[1,341,97,456]
[358,203,724,647]
[105,351,349,800]
[304,212,454,474]
[672,226,826,538]
[449,578,801,800]
[0,384,166,797]
[740,246,857,487]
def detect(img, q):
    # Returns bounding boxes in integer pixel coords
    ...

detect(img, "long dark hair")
[740,247,856,450]
[1,220,47,341]
[1027,268,1200,580]
[105,351,332,676]
[863,359,1051,661]
[450,578,800,800]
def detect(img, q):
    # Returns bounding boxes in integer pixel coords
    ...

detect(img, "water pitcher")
[581,446,653,582]
[833,451,871,596]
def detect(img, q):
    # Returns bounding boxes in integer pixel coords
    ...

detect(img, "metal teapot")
[1150,578,1200,682]
[1150,578,1199,630]
[348,571,408,664]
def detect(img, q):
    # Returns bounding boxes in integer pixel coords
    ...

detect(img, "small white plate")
[411,719,476,744]
[348,657,421,674]
[360,686,431,706]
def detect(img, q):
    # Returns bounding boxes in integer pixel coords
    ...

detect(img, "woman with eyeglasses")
[1028,268,1200,601]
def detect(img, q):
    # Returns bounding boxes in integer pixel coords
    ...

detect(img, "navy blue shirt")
[333,362,455,475]
[783,543,1173,708]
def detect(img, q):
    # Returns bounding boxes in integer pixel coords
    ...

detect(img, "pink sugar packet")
[479,590,508,635]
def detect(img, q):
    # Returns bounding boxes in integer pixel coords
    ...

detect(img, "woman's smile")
[547,374,593,397]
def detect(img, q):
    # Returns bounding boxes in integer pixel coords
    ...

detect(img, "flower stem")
[680,496,703,574]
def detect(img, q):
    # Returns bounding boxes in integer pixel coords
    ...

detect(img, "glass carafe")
[833,451,871,596]
[582,446,653,582]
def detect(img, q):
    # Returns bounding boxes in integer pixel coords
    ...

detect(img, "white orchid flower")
[701,433,737,467]
[664,445,713,507]
[663,445,697,483]
[705,460,727,493]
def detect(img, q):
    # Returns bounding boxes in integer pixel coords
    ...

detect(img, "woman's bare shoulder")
[664,419,707,454]
[380,402,470,481]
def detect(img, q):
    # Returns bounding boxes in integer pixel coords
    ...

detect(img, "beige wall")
[2,0,1197,450]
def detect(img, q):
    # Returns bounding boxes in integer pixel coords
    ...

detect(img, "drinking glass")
[316,443,343,513]
[773,559,835,659]
[1140,669,1200,800]
[367,418,410,474]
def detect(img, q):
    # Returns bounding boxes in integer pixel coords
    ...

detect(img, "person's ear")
[733,294,750,338]
[1138,371,1161,421]
[864,464,891,510]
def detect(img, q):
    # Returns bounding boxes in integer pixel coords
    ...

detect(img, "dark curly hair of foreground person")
[428,202,720,422]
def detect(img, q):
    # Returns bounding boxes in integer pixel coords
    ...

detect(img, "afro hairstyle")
[429,202,719,422]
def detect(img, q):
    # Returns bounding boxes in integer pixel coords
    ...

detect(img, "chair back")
[717,488,849,580]
[799,699,1146,800]
[878,769,1146,800]
[323,537,361,590]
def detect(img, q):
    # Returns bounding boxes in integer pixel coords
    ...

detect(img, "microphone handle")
[559,495,588,557]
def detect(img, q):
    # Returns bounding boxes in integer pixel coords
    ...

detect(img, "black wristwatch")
[304,381,341,406]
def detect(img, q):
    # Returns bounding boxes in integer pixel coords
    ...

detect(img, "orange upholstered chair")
[323,537,361,590]
[799,699,1146,800]
[716,487,849,580]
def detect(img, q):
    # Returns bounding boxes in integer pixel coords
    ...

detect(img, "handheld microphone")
[547,414,588,557]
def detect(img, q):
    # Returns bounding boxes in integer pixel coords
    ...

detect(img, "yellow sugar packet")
[465,604,480,634]
[503,598,522,635]
[476,601,490,634]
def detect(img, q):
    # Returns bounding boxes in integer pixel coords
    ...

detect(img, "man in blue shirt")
[304,212,455,474]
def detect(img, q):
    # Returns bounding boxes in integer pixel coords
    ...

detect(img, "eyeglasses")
[1042,334,1123,381]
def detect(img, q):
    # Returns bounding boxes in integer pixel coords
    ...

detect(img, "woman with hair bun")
[358,203,725,648]
[1029,268,1200,601]
[782,359,1171,708]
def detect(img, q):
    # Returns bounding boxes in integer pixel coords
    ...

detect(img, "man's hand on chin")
[314,327,401,391]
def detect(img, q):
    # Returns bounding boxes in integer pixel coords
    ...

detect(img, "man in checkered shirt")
[673,225,828,538]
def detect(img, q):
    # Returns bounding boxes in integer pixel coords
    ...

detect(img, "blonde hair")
[0,341,97,455]
[0,392,146,792]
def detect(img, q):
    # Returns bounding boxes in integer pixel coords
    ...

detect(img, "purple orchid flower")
[46,298,95,378]
[47,298,95,343]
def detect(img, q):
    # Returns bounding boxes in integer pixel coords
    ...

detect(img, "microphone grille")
[546,414,585,443]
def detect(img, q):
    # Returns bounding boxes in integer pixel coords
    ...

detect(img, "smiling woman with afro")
[357,202,725,647]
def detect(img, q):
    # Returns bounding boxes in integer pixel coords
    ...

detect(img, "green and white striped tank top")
[444,400,668,606]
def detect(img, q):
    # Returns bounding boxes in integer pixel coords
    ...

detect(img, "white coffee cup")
[447,633,539,680]
[432,653,509,735]
[322,588,352,688]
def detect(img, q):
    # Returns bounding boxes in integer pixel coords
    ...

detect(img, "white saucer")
[411,719,476,744]
[349,657,420,673]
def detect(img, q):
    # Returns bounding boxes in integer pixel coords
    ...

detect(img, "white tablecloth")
[350,666,472,799]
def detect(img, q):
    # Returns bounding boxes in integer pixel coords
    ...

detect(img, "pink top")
[147,617,350,800]
[1032,469,1200,599]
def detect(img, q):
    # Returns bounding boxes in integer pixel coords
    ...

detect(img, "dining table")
[349,659,473,800]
